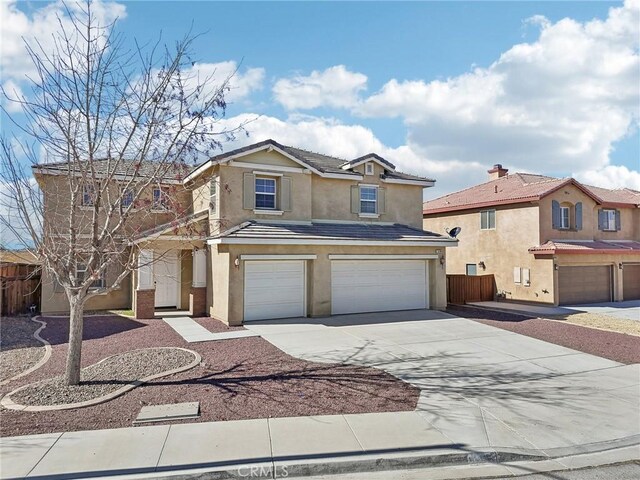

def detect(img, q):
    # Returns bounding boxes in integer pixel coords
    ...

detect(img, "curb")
[17,438,636,480]
[0,316,52,387]
[1,347,201,412]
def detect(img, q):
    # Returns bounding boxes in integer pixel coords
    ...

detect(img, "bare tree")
[0,1,241,385]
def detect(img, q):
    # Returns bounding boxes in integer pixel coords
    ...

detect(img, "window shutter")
[597,209,606,231]
[137,249,154,290]
[280,177,292,211]
[243,173,255,210]
[377,187,386,214]
[351,185,360,214]
[575,202,582,230]
[615,210,621,231]
[551,200,560,229]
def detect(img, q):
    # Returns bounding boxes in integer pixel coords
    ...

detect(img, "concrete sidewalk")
[2,413,638,480]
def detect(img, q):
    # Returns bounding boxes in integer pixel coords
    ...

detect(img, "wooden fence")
[447,274,495,304]
[1,264,41,316]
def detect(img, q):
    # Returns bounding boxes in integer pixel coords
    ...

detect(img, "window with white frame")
[360,186,377,214]
[480,210,496,230]
[255,177,276,209]
[209,176,218,213]
[603,209,616,231]
[466,264,477,276]
[82,184,96,207]
[365,162,374,175]
[76,262,105,289]
[152,187,169,211]
[559,206,570,229]
[121,188,134,209]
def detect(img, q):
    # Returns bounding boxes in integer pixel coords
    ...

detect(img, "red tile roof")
[423,173,639,214]
[528,240,640,255]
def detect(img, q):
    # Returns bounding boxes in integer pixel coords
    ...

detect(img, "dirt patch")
[0,317,46,382]
[0,316,417,437]
[547,312,640,337]
[8,348,197,407]
[448,306,640,365]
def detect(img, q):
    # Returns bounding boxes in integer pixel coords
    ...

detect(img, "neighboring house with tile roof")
[423,165,640,306]
[38,139,455,323]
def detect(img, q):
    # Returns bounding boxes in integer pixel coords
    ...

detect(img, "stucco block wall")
[209,244,446,326]
[424,204,555,303]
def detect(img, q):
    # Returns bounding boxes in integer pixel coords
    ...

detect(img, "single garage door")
[558,265,612,305]
[331,260,428,315]
[244,261,305,321]
[623,264,640,301]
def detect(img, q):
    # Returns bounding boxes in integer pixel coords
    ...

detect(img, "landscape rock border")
[1,347,201,412]
[0,316,52,387]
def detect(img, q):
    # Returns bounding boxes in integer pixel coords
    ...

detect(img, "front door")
[154,251,178,307]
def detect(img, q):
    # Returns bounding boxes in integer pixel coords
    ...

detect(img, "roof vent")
[488,164,508,180]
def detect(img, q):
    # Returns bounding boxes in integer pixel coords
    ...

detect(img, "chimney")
[488,164,508,180]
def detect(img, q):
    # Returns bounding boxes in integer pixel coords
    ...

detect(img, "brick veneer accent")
[135,289,156,319]
[190,287,207,317]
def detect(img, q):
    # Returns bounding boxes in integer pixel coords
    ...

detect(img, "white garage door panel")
[332,260,428,315]
[244,261,305,321]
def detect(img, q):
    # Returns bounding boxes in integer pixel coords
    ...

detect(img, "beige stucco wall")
[209,243,447,326]
[217,161,313,232]
[538,185,638,241]
[424,204,556,303]
[40,263,132,314]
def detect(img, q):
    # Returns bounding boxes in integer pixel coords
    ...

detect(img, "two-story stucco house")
[38,139,456,324]
[423,165,640,306]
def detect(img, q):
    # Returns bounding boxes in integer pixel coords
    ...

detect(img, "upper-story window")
[209,176,218,213]
[255,177,276,210]
[82,184,97,207]
[559,206,570,229]
[121,188,134,209]
[599,209,619,231]
[552,200,583,231]
[364,162,374,176]
[152,187,169,211]
[480,209,496,230]
[360,186,378,214]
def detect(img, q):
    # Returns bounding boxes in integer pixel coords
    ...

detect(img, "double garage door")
[558,265,612,305]
[243,259,429,322]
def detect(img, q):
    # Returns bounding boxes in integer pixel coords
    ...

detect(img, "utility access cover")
[134,402,200,425]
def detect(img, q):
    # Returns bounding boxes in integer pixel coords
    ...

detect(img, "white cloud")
[0,0,127,83]
[273,65,368,110]
[356,0,640,187]
[575,165,640,190]
[217,113,484,196]
[1,80,25,113]
[181,61,264,103]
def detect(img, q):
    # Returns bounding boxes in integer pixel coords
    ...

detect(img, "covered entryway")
[154,250,179,308]
[558,265,612,305]
[331,259,428,315]
[244,260,306,321]
[622,264,640,301]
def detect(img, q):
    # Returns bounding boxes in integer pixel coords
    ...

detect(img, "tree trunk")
[65,295,85,385]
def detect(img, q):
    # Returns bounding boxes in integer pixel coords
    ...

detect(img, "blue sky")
[2,0,639,199]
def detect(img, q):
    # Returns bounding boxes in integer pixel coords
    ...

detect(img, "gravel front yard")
[0,315,418,437]
[448,306,640,364]
[0,317,46,383]
[8,348,196,407]
[547,312,640,336]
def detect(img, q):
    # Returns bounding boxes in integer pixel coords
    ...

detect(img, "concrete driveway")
[566,300,640,321]
[245,310,639,456]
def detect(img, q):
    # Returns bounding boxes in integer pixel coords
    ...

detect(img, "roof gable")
[341,153,396,171]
